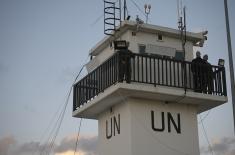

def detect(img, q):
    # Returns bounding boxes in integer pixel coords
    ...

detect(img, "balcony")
[73,52,227,117]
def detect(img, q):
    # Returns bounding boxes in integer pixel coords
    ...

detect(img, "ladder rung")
[105,6,115,10]
[104,1,115,5]
[104,22,115,26]
[104,11,115,15]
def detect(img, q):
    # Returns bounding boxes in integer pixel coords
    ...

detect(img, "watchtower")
[73,18,227,155]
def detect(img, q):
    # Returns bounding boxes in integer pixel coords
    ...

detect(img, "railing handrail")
[73,52,119,87]
[73,52,227,111]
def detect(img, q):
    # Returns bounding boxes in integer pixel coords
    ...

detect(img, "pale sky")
[0,0,234,155]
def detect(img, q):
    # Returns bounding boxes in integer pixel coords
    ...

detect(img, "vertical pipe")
[119,0,121,26]
[113,2,116,31]
[224,0,235,134]
[124,0,126,20]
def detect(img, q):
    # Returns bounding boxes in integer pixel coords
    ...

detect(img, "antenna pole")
[183,6,186,58]
[184,6,186,37]
[177,0,180,21]
[119,0,122,25]
[124,0,126,20]
[224,0,235,134]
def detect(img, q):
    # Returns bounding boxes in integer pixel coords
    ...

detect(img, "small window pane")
[139,44,146,54]
[175,51,184,60]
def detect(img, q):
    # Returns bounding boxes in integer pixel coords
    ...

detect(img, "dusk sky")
[0,0,235,155]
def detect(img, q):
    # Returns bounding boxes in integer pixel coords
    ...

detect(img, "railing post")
[183,61,187,93]
[73,86,76,111]
[222,66,227,96]
[117,52,121,82]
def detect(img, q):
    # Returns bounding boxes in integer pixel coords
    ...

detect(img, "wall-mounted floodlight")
[114,40,128,50]
[218,59,225,66]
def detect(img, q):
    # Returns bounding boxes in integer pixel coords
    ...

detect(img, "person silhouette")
[202,54,213,94]
[191,51,204,92]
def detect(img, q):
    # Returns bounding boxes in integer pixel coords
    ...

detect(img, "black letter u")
[106,118,112,139]
[151,110,165,132]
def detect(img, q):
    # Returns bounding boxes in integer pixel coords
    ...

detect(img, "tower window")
[157,34,163,41]
[132,31,136,36]
[174,51,184,60]
[139,44,146,54]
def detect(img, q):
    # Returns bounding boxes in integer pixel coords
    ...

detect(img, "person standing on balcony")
[118,49,134,83]
[191,51,204,92]
[202,54,214,94]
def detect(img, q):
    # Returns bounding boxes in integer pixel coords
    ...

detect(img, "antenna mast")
[177,0,187,60]
[124,0,127,20]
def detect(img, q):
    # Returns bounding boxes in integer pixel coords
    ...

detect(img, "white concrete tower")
[73,20,227,155]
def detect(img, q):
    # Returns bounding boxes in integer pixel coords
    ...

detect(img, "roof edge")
[90,20,207,56]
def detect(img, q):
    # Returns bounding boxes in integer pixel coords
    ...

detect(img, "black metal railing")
[73,52,227,111]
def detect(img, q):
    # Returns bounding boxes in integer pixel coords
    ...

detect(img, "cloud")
[3,134,234,155]
[55,150,87,155]
[16,141,42,154]
[55,134,97,155]
[0,135,16,155]
[200,137,235,155]
[0,134,97,155]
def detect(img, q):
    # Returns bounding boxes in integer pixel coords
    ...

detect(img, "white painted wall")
[86,45,114,72]
[86,30,195,72]
[129,98,200,155]
[86,32,129,72]
[98,101,132,155]
[98,97,200,155]
[127,30,194,61]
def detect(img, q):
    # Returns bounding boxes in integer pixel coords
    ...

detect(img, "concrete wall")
[98,97,200,155]
[86,30,194,72]
[98,101,132,155]
[86,45,115,72]
[129,98,199,155]
[127,30,194,61]
[86,32,129,72]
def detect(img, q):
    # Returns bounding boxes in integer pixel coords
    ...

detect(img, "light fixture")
[144,4,151,23]
[114,40,128,50]
[218,59,225,66]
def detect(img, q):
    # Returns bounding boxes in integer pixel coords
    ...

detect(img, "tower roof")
[89,20,207,56]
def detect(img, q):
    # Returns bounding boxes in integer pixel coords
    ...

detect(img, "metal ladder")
[104,0,121,35]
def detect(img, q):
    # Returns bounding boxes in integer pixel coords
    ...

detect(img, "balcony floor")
[72,82,227,119]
